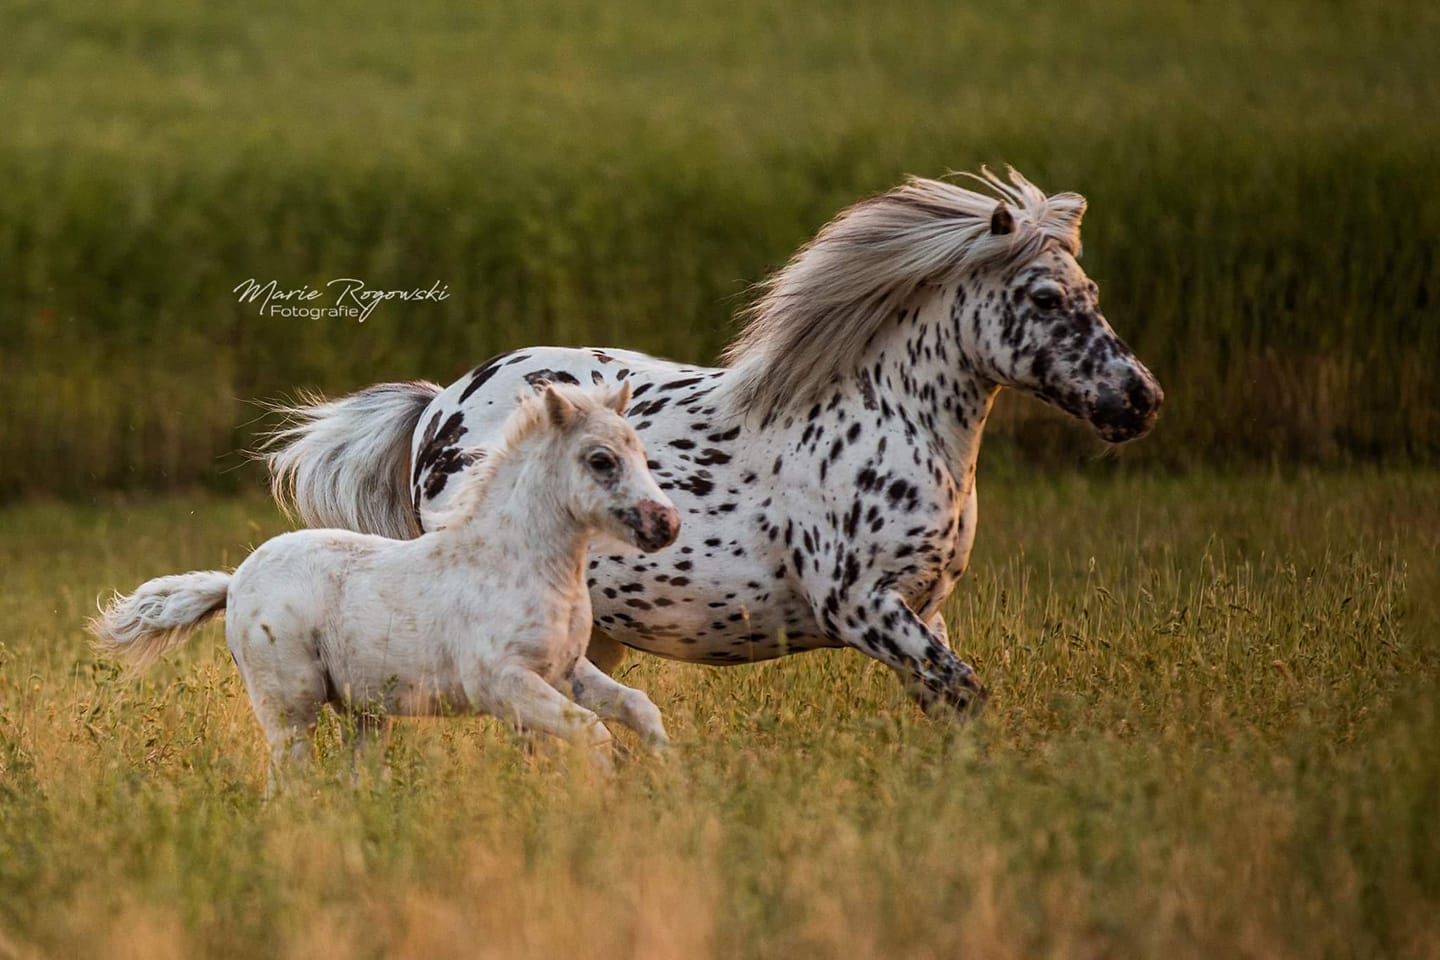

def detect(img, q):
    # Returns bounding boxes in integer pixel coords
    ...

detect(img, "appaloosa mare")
[266,167,1163,718]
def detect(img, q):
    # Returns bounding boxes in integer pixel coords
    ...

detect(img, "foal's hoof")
[607,734,669,763]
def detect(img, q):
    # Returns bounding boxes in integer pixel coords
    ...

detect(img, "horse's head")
[540,383,681,552]
[963,198,1163,443]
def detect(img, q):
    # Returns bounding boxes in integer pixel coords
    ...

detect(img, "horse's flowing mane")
[721,166,1087,415]
[426,385,612,533]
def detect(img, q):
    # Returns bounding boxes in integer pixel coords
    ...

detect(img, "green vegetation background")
[2,0,1437,496]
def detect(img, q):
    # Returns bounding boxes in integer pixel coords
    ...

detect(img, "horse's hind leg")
[567,657,670,753]
[584,629,628,675]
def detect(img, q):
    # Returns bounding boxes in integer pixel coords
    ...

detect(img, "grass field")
[2,471,1436,957]
[1,0,1438,497]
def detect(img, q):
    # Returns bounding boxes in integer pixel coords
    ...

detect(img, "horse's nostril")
[1126,374,1157,417]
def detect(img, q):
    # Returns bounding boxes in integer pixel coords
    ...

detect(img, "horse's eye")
[1030,287,1063,311]
[587,450,617,473]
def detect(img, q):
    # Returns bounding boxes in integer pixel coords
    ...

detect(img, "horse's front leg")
[925,610,949,646]
[836,591,986,716]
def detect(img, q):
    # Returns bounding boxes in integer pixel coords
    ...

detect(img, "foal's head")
[533,383,681,552]
[962,199,1164,443]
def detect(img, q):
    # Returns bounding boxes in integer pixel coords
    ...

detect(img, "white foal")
[91,383,680,788]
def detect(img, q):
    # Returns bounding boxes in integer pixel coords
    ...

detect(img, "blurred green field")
[1,0,1437,497]
[1,471,1436,957]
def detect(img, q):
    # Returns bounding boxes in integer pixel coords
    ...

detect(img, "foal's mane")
[425,386,612,533]
[721,166,1087,415]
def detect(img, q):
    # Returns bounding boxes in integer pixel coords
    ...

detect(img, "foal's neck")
[435,444,591,590]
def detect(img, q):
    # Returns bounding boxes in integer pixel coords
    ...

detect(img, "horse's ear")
[542,385,576,427]
[610,380,632,415]
[990,202,1015,236]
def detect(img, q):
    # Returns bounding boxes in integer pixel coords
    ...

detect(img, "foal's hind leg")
[229,623,329,796]
[257,711,323,798]
[267,719,321,794]
[339,708,392,784]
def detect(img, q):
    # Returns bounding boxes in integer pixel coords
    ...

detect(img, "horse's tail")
[89,571,231,670]
[261,381,441,539]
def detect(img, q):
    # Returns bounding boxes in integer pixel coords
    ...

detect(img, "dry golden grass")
[1,469,1437,957]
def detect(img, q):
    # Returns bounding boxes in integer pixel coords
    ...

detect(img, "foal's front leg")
[485,668,616,768]
[567,655,670,753]
[835,590,986,715]
[565,623,669,752]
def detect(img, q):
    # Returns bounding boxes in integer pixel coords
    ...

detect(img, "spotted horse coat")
[268,168,1164,716]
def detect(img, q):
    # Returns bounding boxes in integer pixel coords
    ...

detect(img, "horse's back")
[431,345,696,432]
[413,346,706,517]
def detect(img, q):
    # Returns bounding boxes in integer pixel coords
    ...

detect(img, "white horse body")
[268,168,1164,714]
[95,385,681,785]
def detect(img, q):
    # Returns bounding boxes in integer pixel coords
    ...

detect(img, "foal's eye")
[1030,287,1064,311]
[587,450,618,473]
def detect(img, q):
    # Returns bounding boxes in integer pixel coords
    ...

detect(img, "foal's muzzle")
[1092,369,1164,443]
[617,500,681,552]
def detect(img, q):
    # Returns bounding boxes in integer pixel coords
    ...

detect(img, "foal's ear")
[610,380,632,416]
[990,202,1015,236]
[542,385,577,427]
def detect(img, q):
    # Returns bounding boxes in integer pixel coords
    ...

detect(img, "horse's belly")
[601,616,838,665]
[590,560,832,664]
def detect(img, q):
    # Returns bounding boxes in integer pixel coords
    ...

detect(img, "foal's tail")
[261,381,441,539]
[89,571,231,670]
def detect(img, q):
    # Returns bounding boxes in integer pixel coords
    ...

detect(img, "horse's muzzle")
[1092,370,1164,443]
[619,500,681,552]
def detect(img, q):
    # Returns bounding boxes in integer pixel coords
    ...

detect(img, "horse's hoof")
[955,679,989,719]
[921,664,988,720]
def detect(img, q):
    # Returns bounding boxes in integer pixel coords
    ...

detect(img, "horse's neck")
[864,284,998,478]
[436,453,590,591]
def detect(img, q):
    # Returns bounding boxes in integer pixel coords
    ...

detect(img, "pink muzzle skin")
[630,500,681,552]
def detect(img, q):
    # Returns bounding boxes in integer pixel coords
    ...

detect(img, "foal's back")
[226,528,486,716]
